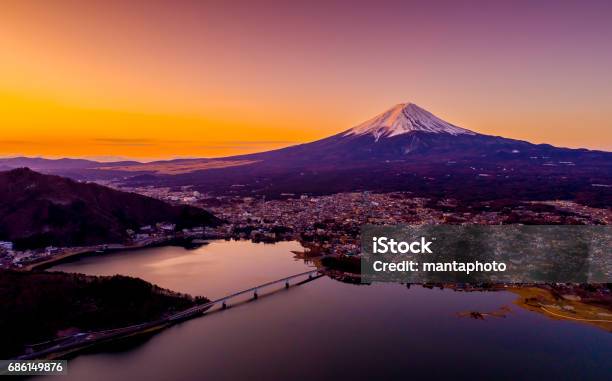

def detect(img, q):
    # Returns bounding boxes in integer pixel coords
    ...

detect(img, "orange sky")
[1,1,611,160]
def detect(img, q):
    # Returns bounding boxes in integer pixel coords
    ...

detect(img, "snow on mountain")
[344,103,476,141]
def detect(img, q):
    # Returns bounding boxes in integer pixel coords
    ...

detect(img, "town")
[2,181,609,271]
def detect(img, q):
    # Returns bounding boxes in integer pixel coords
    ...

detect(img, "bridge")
[169,269,323,321]
[17,269,324,360]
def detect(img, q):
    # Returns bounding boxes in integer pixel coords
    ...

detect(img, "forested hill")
[0,168,220,249]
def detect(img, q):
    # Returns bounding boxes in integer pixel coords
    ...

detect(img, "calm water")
[45,240,611,381]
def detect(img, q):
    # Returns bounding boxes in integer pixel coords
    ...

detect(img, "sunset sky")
[1,1,611,160]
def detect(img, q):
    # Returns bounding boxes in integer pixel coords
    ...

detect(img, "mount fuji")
[344,102,475,139]
[217,102,608,168]
[2,103,611,205]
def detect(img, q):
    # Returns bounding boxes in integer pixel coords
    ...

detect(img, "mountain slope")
[123,103,610,206]
[2,103,610,206]
[0,168,220,249]
[164,102,600,172]
[343,103,475,139]
[0,157,142,172]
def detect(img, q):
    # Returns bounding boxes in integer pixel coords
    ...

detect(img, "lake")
[44,240,611,380]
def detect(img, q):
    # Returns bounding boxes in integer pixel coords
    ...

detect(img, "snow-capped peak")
[344,103,476,140]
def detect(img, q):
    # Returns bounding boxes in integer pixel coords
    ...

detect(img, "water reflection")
[44,240,611,381]
[51,240,313,298]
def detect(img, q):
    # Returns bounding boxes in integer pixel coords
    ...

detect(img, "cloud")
[194,140,297,150]
[82,155,140,162]
[220,140,297,145]
[0,140,42,145]
[92,138,155,147]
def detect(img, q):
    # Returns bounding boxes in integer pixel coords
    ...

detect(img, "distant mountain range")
[1,103,611,206]
[0,168,220,249]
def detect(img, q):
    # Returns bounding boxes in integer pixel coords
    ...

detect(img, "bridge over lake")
[17,269,324,360]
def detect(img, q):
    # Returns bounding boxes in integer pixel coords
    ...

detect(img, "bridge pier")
[222,301,227,309]
[253,290,258,300]
[285,281,289,289]
[308,274,312,279]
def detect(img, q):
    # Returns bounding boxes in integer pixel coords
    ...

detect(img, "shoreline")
[14,270,323,361]
[22,236,204,271]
